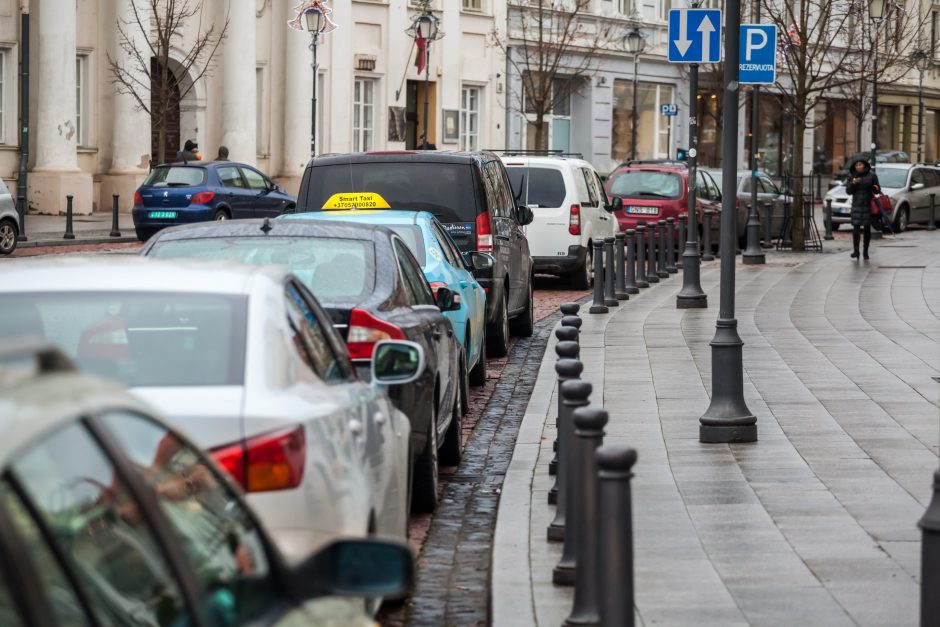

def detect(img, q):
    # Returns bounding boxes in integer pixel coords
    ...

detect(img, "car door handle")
[373,412,387,427]
[460,280,468,288]
[348,419,364,438]
[432,330,442,340]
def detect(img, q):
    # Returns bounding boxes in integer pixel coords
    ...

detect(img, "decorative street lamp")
[913,49,931,163]
[869,0,886,163]
[624,28,647,161]
[406,2,444,150]
[288,1,338,159]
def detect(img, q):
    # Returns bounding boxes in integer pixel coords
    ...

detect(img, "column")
[28,0,93,214]
[281,4,313,184]
[219,0,257,165]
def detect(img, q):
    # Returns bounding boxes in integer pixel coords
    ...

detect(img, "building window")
[611,80,674,162]
[76,55,88,146]
[353,77,375,153]
[932,10,939,60]
[462,0,482,9]
[658,0,672,21]
[460,87,481,151]
[524,76,572,151]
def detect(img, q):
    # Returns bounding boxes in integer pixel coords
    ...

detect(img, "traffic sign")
[739,24,777,84]
[661,104,678,117]
[668,9,722,64]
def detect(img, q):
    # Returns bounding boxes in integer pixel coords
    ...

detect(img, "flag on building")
[415,24,427,74]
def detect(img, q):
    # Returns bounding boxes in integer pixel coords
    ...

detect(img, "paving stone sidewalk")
[13,212,137,247]
[493,231,940,627]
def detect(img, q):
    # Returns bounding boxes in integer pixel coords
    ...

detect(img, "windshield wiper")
[635,191,671,198]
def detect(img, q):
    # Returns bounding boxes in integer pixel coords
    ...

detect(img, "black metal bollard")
[676,219,686,269]
[110,194,122,237]
[613,233,629,300]
[763,201,773,248]
[701,211,714,261]
[563,407,608,627]
[624,230,640,294]
[646,222,660,283]
[589,240,609,314]
[929,193,937,231]
[824,198,834,240]
[548,306,583,490]
[656,220,668,278]
[561,302,581,318]
[665,217,678,273]
[553,379,592,585]
[547,355,584,539]
[548,339,580,505]
[603,237,619,307]
[63,195,75,240]
[598,444,638,627]
[919,466,940,625]
[634,224,650,288]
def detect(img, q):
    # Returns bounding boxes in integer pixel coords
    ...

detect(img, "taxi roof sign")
[321,192,390,210]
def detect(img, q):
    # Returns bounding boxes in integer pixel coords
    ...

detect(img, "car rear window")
[148,236,375,304]
[0,292,246,387]
[506,167,567,208]
[384,225,426,265]
[303,162,478,223]
[608,171,682,200]
[143,166,207,187]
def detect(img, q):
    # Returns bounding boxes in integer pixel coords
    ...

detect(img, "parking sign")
[739,24,777,85]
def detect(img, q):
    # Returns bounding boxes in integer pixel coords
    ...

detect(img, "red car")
[605,160,722,250]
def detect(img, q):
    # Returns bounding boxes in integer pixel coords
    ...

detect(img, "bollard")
[110,194,122,238]
[824,198,834,240]
[563,406,608,627]
[634,224,650,288]
[919,465,940,625]
[701,211,714,261]
[549,307,583,490]
[603,237,619,307]
[665,217,678,274]
[762,202,773,248]
[547,355,584,536]
[589,240,609,314]
[624,230,640,294]
[646,222,660,283]
[63,195,75,240]
[656,220,669,278]
[613,233,629,300]
[553,379,592,585]
[561,302,581,319]
[597,445,638,627]
[548,341,580,508]
[929,193,937,231]
[676,219,686,269]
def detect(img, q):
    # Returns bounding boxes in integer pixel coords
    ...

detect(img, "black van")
[296,151,535,357]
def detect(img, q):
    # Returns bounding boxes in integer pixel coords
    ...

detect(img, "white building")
[5,0,506,215]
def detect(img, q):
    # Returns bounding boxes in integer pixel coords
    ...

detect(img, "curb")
[16,236,140,249]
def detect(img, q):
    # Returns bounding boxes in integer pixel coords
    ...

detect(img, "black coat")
[844,159,880,227]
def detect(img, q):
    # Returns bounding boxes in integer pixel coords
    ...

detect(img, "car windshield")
[608,171,682,199]
[0,292,246,387]
[143,167,207,188]
[303,163,477,223]
[384,225,426,265]
[873,168,908,189]
[149,236,375,304]
[505,167,566,208]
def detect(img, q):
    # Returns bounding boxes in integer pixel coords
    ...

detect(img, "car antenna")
[260,218,273,234]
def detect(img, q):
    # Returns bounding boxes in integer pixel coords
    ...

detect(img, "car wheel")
[893,206,909,233]
[411,405,439,514]
[510,275,534,338]
[439,394,463,467]
[469,334,487,387]
[135,227,155,243]
[487,288,510,358]
[0,219,17,255]
[213,209,230,221]
[569,245,592,290]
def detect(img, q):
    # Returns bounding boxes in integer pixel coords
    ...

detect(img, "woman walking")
[844,157,881,260]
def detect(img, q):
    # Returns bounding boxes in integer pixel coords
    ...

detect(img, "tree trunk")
[157,126,166,166]
[534,114,547,151]
[791,114,807,251]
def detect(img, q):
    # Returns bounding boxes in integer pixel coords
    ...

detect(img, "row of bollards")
[62,194,124,239]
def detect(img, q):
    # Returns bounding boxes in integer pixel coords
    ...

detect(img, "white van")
[501,155,618,289]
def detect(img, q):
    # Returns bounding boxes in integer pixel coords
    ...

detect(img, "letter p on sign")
[745,29,767,61]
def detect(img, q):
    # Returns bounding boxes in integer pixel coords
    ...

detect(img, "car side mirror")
[371,340,425,385]
[605,197,624,213]
[434,286,461,311]
[516,205,534,226]
[292,539,414,601]
[463,251,495,279]
[912,182,925,191]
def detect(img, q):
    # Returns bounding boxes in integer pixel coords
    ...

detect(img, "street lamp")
[624,28,647,161]
[406,4,444,150]
[869,0,886,163]
[304,9,325,158]
[913,50,930,163]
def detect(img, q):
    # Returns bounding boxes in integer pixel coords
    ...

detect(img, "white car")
[825,163,940,232]
[0,178,18,255]
[502,155,620,288]
[0,257,414,562]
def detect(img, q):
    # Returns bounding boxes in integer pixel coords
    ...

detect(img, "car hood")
[130,386,245,449]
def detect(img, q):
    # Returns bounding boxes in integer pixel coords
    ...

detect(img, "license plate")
[626,206,658,215]
[148,211,178,219]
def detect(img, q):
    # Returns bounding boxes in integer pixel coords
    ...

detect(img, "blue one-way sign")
[739,24,777,84]
[668,9,722,64]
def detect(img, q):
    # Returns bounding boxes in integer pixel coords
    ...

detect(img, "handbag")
[870,193,892,216]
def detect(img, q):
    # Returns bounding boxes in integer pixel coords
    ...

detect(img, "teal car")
[283,209,490,386]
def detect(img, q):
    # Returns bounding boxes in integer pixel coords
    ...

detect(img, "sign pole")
[677,62,707,309]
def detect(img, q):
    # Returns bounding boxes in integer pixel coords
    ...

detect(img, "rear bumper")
[132,205,215,231]
[532,245,587,274]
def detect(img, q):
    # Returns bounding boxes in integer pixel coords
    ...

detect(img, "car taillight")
[476,212,493,253]
[346,308,406,360]
[569,204,581,235]
[190,191,215,205]
[133,191,143,206]
[210,425,306,493]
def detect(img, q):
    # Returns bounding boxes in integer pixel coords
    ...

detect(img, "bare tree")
[107,0,229,165]
[494,1,623,151]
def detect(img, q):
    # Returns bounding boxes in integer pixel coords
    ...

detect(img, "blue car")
[283,208,491,386]
[132,161,296,241]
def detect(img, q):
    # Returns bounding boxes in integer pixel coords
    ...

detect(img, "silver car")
[0,178,18,255]
[825,163,940,232]
[0,257,414,562]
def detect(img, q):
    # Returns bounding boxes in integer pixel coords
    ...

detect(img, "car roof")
[308,150,496,166]
[614,163,687,173]
[153,217,392,243]
[499,155,593,169]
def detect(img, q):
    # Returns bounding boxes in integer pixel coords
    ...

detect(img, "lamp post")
[304,9,324,158]
[869,0,885,164]
[624,28,647,161]
[406,4,444,150]
[913,50,930,163]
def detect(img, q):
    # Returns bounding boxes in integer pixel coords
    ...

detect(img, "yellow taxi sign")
[321,192,390,210]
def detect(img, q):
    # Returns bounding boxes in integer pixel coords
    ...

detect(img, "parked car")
[0,257,414,561]
[0,178,18,255]
[141,219,463,513]
[284,206,490,389]
[828,150,912,189]
[132,161,296,242]
[704,169,790,245]
[0,338,413,626]
[605,160,722,250]
[824,163,940,232]
[294,151,535,357]
[501,154,620,289]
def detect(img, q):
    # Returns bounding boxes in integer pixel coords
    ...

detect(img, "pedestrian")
[216,145,230,161]
[177,139,202,163]
[844,156,881,260]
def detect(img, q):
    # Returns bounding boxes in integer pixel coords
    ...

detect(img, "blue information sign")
[667,9,722,64]
[739,24,777,85]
